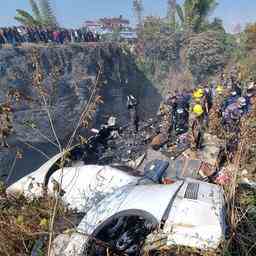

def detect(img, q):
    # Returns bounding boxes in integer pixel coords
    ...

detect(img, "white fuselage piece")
[7,153,226,254]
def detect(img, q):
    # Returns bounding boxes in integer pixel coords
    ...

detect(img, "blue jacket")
[221,95,239,112]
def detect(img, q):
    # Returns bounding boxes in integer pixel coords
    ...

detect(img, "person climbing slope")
[189,103,205,151]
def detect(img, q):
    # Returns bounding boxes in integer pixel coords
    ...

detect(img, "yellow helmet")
[193,90,200,99]
[193,88,204,99]
[216,84,223,94]
[193,104,204,116]
[197,88,204,95]
[193,90,198,98]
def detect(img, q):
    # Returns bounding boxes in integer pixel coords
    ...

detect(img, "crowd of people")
[0,26,100,46]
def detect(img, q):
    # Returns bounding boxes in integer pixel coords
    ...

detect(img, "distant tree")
[29,0,42,22]
[15,0,58,27]
[39,0,58,27]
[142,16,163,41]
[205,17,225,32]
[186,31,226,82]
[176,0,218,32]
[15,8,40,26]
[244,23,256,51]
[133,0,143,29]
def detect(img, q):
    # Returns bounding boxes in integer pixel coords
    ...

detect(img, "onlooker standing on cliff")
[0,26,100,46]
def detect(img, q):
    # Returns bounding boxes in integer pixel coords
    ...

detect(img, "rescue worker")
[242,82,256,126]
[238,97,249,115]
[221,90,239,113]
[176,89,190,112]
[213,84,225,107]
[189,104,205,151]
[220,73,226,87]
[170,89,189,137]
[193,87,209,128]
[225,76,235,93]
[222,98,244,133]
[173,107,189,136]
[127,94,138,133]
[245,81,256,111]
[231,79,242,97]
[204,84,213,112]
[170,95,178,117]
[216,84,224,96]
[222,97,247,161]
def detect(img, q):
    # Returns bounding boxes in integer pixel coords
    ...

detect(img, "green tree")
[244,23,256,51]
[39,0,58,27]
[186,31,226,82]
[176,0,218,32]
[15,8,40,26]
[29,0,42,22]
[206,18,225,32]
[142,16,162,41]
[133,0,143,29]
[15,0,58,27]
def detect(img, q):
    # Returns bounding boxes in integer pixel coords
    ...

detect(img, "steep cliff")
[140,30,232,94]
[0,43,161,183]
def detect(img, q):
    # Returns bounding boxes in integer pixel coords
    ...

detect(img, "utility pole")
[167,0,176,31]
[133,0,143,29]
[133,0,144,57]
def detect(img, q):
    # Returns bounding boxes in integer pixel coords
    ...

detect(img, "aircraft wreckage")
[7,122,227,256]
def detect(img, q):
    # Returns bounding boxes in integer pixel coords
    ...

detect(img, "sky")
[1,0,256,33]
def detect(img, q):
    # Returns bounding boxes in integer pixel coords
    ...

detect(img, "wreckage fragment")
[7,111,231,256]
[53,178,226,256]
[8,144,227,255]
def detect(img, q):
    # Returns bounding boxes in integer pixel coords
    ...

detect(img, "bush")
[186,31,227,82]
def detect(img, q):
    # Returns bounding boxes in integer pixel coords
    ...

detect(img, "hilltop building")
[85,15,130,32]
[84,15,137,40]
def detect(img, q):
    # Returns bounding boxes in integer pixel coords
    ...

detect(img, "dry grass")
[1,114,256,256]
[0,184,74,256]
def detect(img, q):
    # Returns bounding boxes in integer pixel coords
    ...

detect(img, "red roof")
[99,17,130,26]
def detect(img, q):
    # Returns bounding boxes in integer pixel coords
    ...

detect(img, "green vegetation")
[0,181,75,255]
[134,0,236,92]
[176,0,218,32]
[134,8,256,255]
[3,0,256,255]
[15,0,58,27]
[235,23,256,81]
